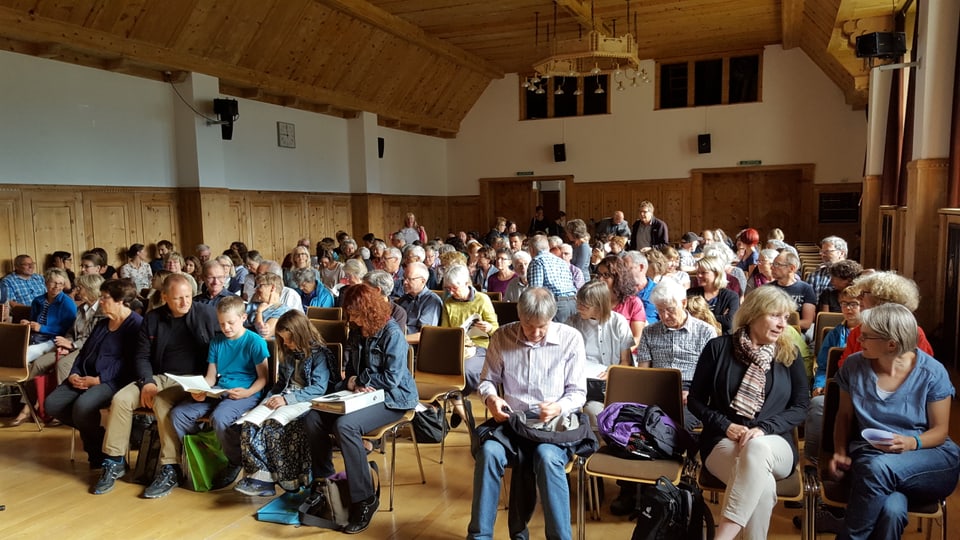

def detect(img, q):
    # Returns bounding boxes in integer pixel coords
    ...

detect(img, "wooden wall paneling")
[329,196,353,238]
[197,188,234,254]
[24,191,84,271]
[447,196,480,237]
[306,197,330,243]
[600,185,632,223]
[247,197,281,261]
[225,194,247,249]
[0,190,25,274]
[136,191,180,260]
[349,193,384,242]
[700,172,748,236]
[382,198,406,239]
[277,197,307,255]
[176,188,204,256]
[812,182,863,251]
[660,183,689,236]
[749,169,804,241]
[82,191,134,266]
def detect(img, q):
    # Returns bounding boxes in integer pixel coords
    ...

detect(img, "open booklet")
[164,373,227,398]
[460,313,489,340]
[235,400,312,427]
[311,389,384,414]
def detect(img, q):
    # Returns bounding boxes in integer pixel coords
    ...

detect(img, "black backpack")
[631,476,715,540]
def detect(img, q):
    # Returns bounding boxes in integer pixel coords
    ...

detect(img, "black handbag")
[412,402,448,443]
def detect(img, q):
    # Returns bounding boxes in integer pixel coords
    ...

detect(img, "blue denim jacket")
[340,319,418,410]
[270,344,335,405]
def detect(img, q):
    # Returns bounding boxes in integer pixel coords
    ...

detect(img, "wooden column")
[860,175,881,268]
[350,193,384,241]
[177,188,232,256]
[903,158,949,330]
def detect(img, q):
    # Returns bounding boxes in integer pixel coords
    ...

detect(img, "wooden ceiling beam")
[782,0,805,49]
[556,0,612,35]
[0,5,460,134]
[315,0,503,79]
[33,42,61,58]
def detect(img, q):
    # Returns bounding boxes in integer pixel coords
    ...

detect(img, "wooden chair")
[414,326,466,463]
[309,319,349,344]
[816,326,834,359]
[787,311,800,326]
[582,366,686,521]
[814,311,845,351]
[491,300,519,325]
[485,291,502,301]
[825,347,844,380]
[697,429,814,540]
[0,322,43,431]
[9,304,31,323]
[811,380,947,540]
[361,346,425,511]
[307,306,342,320]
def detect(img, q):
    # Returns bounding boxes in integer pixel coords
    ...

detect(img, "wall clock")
[277,121,296,148]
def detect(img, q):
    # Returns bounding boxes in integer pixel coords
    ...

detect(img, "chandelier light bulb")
[590,63,601,75]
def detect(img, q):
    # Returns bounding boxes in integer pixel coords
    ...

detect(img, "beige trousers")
[102,375,189,466]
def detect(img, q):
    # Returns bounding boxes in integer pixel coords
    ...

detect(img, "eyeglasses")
[839,301,861,309]
[81,264,98,269]
[820,249,837,254]
[402,276,425,283]
[858,333,888,343]
[205,276,225,282]
[771,262,792,268]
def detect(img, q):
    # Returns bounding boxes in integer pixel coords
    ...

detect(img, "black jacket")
[687,334,809,469]
[134,303,220,386]
[629,216,669,250]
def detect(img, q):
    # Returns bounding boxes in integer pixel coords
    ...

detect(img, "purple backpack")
[597,402,691,460]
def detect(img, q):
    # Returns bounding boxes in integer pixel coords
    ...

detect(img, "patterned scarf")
[730,328,775,419]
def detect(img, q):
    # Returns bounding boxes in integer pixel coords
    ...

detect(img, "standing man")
[1,254,47,306]
[467,287,586,540]
[396,262,442,343]
[806,235,848,299]
[92,274,220,498]
[595,210,632,240]
[194,260,234,306]
[629,201,669,251]
[526,235,577,322]
[528,206,551,236]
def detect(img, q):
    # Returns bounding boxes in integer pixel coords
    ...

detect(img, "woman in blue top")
[25,268,78,362]
[303,283,418,535]
[829,304,960,540]
[45,279,142,467]
[245,272,292,339]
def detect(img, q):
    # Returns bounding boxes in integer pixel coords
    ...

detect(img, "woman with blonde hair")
[688,286,809,540]
[399,212,427,245]
[688,256,740,334]
[685,295,722,335]
[283,245,320,289]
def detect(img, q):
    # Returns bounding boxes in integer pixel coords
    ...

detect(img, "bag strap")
[368,460,381,499]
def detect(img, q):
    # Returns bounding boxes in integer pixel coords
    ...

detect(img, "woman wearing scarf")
[688,286,810,540]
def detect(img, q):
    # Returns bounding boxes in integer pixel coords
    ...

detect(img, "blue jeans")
[170,394,260,466]
[467,439,572,540]
[840,440,960,540]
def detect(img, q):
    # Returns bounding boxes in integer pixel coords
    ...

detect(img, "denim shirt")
[339,319,418,410]
[270,344,336,405]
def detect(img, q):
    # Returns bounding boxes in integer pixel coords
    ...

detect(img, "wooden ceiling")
[0,1,910,137]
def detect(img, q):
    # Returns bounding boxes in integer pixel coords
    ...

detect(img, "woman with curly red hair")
[736,228,760,275]
[302,284,418,534]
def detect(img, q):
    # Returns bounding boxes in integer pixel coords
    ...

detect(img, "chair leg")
[439,395,449,464]
[408,421,425,485]
[388,425,398,511]
[18,382,43,431]
[70,427,77,462]
[576,457,585,540]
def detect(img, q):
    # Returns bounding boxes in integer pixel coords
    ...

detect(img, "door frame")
[478,175,575,230]
[690,164,815,238]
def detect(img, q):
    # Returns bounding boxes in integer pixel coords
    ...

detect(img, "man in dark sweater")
[92,274,220,498]
[629,200,669,251]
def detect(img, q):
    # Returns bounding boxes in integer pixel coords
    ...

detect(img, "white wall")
[448,45,867,196]
[378,126,449,195]
[0,50,176,187]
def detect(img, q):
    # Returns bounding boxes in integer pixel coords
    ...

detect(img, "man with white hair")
[257,260,303,312]
[806,235,848,299]
[621,251,659,324]
[595,210,631,240]
[526,235,577,322]
[195,244,211,264]
[396,262,442,343]
[504,251,532,302]
[403,244,439,289]
[382,247,404,298]
[467,287,586,540]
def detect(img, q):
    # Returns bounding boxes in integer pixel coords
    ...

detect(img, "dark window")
[553,77,578,117]
[525,85,548,120]
[729,55,760,103]
[583,75,609,115]
[660,63,688,109]
[694,59,723,106]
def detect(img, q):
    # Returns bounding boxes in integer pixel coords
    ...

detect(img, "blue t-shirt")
[208,329,269,390]
[836,349,955,452]
[637,279,659,323]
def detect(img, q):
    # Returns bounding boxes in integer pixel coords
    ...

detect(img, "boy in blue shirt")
[171,296,268,491]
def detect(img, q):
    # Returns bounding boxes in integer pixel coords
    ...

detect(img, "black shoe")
[343,495,379,534]
[609,482,636,516]
[92,457,126,495]
[144,464,180,499]
[449,411,463,429]
[210,464,241,491]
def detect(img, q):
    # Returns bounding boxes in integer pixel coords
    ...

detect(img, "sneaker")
[144,464,180,499]
[793,507,846,534]
[343,495,379,534]
[234,477,276,497]
[210,464,242,491]
[92,458,126,495]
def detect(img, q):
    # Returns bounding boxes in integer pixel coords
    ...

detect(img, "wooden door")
[702,169,803,240]
[494,182,535,228]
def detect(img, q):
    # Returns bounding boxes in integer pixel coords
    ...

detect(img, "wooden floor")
[1,404,958,539]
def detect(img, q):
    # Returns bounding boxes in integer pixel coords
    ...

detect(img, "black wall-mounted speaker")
[698,134,711,154]
[856,32,907,59]
[553,143,566,162]
[213,98,238,140]
[378,137,385,159]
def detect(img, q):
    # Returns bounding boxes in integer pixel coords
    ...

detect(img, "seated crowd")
[0,204,956,540]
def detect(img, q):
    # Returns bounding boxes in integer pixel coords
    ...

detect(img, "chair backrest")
[486,291,503,302]
[307,306,343,320]
[10,305,30,324]
[603,366,684,427]
[787,311,800,326]
[816,326,834,357]
[266,339,280,388]
[0,322,30,371]
[492,301,519,325]
[310,319,349,344]
[825,347,844,380]
[815,311,845,334]
[819,379,844,467]
[417,326,465,376]
[327,342,344,380]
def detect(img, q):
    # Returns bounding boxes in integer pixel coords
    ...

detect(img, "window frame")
[655,49,764,110]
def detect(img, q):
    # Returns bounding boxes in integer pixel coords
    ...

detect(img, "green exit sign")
[516,171,534,176]
[739,160,762,166]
